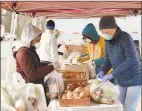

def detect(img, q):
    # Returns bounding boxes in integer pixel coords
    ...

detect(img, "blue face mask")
[102,33,113,40]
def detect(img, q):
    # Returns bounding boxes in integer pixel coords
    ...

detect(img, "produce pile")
[61,84,90,100]
[60,80,119,106]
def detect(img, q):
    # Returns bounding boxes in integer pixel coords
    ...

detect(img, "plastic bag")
[1,104,16,111]
[85,60,96,79]
[13,72,25,86]
[45,70,64,98]
[68,49,81,64]
[1,85,15,107]
[1,80,33,111]
[58,44,69,64]
[90,80,119,104]
[21,83,47,110]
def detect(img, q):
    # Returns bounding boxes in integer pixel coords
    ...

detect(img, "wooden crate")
[65,45,87,55]
[57,64,89,80]
[59,97,90,107]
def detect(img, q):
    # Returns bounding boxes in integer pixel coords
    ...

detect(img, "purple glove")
[102,74,113,82]
[96,71,105,79]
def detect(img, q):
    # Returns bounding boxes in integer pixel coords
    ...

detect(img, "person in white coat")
[38,20,59,68]
[37,20,60,86]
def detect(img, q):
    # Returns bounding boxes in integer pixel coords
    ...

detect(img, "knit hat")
[99,16,117,30]
[46,20,55,30]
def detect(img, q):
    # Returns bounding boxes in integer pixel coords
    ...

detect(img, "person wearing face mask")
[97,16,141,111]
[12,23,54,105]
[38,20,60,68]
[82,23,112,79]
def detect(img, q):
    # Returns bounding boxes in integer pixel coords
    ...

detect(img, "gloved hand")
[52,61,60,69]
[102,73,113,82]
[96,71,105,79]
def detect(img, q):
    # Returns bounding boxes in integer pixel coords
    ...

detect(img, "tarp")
[1,1,141,19]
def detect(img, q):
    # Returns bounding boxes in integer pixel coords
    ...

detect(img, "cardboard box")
[65,45,87,55]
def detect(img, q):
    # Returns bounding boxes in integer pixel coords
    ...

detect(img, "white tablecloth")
[47,100,123,111]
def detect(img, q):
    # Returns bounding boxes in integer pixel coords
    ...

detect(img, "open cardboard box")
[65,45,87,55]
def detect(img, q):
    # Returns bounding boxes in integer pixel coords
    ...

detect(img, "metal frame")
[5,12,18,80]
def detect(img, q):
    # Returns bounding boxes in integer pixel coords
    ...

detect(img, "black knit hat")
[99,16,117,30]
[46,20,55,30]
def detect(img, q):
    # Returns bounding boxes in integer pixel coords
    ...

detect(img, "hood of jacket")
[82,23,100,42]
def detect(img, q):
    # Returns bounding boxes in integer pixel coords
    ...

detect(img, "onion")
[85,85,90,92]
[74,87,82,93]
[67,91,73,99]
[84,90,90,97]
[73,92,80,99]
[79,92,86,98]
[62,94,67,99]
[67,84,73,90]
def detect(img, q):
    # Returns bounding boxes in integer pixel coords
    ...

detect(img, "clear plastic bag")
[2,79,47,111]
[68,49,81,64]
[1,104,16,111]
[85,60,96,79]
[90,80,120,104]
[21,83,47,110]
[45,71,64,98]
[1,80,33,111]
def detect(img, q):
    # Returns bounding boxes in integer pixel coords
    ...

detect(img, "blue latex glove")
[102,73,113,82]
[96,71,105,79]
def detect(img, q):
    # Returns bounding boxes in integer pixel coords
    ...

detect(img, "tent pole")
[5,12,17,81]
[34,18,37,26]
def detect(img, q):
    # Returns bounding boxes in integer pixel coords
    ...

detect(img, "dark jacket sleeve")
[112,34,140,78]
[99,44,112,73]
[16,50,54,81]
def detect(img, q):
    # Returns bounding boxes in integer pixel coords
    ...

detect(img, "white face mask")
[47,29,54,34]
[34,42,40,49]
[102,33,113,40]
